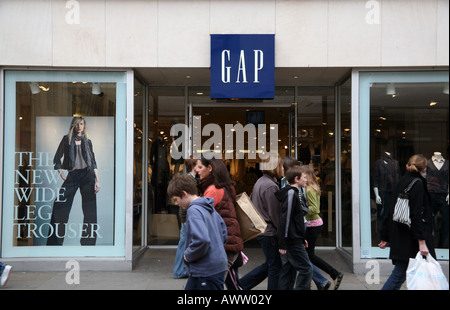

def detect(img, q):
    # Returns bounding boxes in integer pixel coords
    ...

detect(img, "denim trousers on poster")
[239,235,281,290]
[279,240,313,290]
[47,168,97,246]
[185,271,225,290]
[382,260,408,290]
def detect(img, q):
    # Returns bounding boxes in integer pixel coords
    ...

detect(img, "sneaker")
[334,272,344,290]
[0,265,12,287]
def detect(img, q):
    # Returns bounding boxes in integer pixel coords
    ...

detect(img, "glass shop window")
[1,71,126,258]
[369,81,449,252]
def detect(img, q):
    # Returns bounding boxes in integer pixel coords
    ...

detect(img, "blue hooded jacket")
[184,197,228,277]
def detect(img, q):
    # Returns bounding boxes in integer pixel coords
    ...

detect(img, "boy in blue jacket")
[275,165,313,290]
[167,175,228,290]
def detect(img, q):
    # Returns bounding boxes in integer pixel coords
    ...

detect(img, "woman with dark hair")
[47,117,100,246]
[195,153,244,284]
[378,154,435,290]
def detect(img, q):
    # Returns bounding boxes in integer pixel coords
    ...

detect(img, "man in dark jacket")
[275,166,312,290]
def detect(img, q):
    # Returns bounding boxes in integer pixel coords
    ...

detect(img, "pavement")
[0,247,410,291]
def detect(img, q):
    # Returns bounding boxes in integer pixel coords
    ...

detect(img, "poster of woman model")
[28,116,115,246]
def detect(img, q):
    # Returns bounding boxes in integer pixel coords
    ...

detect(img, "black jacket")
[380,171,435,261]
[275,185,306,250]
[53,135,97,171]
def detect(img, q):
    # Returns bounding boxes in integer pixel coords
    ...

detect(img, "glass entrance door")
[191,104,295,194]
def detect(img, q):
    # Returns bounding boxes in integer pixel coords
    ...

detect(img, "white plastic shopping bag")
[407,252,449,290]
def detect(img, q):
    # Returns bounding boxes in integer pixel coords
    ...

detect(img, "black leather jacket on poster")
[53,135,97,171]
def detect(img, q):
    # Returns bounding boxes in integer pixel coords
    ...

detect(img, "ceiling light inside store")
[429,101,438,106]
[386,83,396,97]
[92,82,101,95]
[28,82,41,94]
[443,82,449,95]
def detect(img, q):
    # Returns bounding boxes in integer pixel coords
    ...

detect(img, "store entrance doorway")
[191,104,296,195]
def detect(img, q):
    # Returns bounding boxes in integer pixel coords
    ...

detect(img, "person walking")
[167,175,228,290]
[302,165,344,290]
[280,158,329,289]
[173,157,198,279]
[239,156,284,290]
[195,153,244,285]
[378,154,436,290]
[280,157,299,188]
[276,165,313,290]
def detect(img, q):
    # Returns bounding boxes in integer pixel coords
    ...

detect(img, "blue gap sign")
[210,34,275,99]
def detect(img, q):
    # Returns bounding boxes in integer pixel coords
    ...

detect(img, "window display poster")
[13,116,115,247]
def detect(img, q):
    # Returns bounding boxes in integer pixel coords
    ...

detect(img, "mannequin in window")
[372,151,401,233]
[427,151,449,248]
[170,122,184,175]
[150,134,170,213]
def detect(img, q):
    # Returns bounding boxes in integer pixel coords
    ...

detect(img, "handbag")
[235,192,268,242]
[392,178,420,228]
[407,251,449,290]
[224,188,267,242]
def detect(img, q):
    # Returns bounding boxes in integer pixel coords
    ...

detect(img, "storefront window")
[2,70,127,257]
[148,87,186,245]
[297,87,336,246]
[359,71,449,259]
[339,78,352,250]
[133,79,145,248]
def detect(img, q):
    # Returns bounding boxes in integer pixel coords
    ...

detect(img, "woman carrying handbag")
[378,154,436,290]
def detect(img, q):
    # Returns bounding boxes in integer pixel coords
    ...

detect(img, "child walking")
[167,175,228,290]
[302,165,344,290]
[275,165,313,290]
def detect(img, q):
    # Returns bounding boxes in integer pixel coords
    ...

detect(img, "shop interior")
[133,85,346,247]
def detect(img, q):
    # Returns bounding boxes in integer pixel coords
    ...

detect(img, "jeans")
[240,235,281,290]
[382,260,408,290]
[185,271,225,290]
[47,168,97,246]
[173,223,189,278]
[312,264,329,289]
[279,240,313,290]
